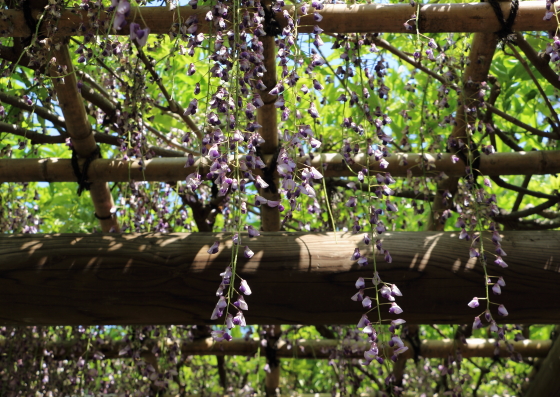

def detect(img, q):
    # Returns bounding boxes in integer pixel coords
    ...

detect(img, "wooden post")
[264,325,282,396]
[257,34,281,233]
[523,326,560,397]
[393,325,419,386]
[257,21,282,393]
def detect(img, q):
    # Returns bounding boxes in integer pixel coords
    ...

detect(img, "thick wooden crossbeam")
[1,150,559,183]
[0,231,559,325]
[0,3,555,37]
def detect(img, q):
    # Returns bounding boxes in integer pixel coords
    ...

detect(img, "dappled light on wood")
[1,0,560,394]
[1,231,559,325]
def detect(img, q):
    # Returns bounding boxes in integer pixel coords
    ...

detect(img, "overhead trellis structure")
[1,0,560,395]
[1,2,558,36]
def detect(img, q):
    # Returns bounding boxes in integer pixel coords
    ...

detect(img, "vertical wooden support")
[428,32,498,230]
[393,325,418,387]
[264,324,282,397]
[257,34,280,232]
[50,44,119,232]
[257,19,282,393]
[523,326,560,397]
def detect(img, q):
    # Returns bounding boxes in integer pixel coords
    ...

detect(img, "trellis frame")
[1,1,560,395]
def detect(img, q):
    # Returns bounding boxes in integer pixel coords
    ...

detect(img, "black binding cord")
[70,145,102,196]
[94,212,113,220]
[486,0,520,43]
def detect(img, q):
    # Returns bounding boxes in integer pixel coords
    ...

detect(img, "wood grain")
[0,231,559,325]
[1,3,556,38]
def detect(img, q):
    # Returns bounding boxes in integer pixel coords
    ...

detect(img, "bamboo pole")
[1,3,556,38]
[2,150,559,183]
[50,45,119,232]
[1,231,559,325]
[10,337,551,360]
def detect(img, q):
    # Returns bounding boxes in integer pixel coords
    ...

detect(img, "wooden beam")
[1,3,556,38]
[19,337,552,360]
[2,150,560,183]
[0,231,559,325]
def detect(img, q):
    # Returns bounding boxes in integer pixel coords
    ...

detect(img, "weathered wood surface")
[2,150,560,183]
[0,231,559,325]
[1,3,556,37]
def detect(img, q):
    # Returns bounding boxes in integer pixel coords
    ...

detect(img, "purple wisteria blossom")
[207,241,219,254]
[357,256,368,266]
[234,296,248,310]
[129,23,150,47]
[494,256,508,268]
[233,311,246,326]
[492,283,501,295]
[498,304,508,316]
[211,330,232,342]
[247,225,260,238]
[389,303,403,314]
[255,195,268,206]
[355,277,365,289]
[468,297,479,308]
[239,279,252,295]
[357,314,370,328]
[473,316,483,329]
[351,289,364,302]
[210,296,227,320]
[112,0,130,30]
[244,246,254,258]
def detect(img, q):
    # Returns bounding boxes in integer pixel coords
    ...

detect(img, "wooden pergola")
[1,1,560,395]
